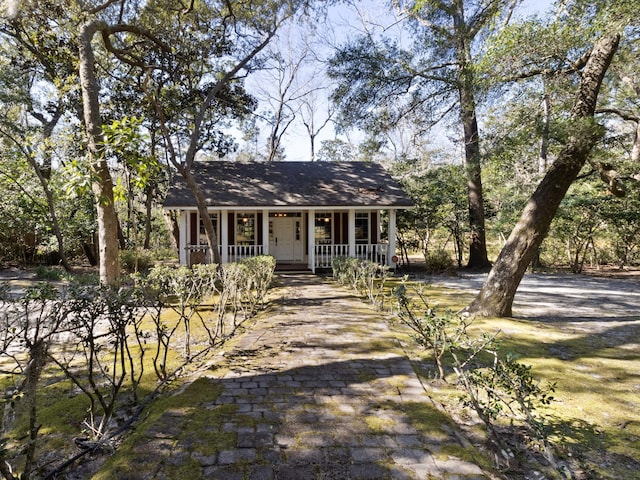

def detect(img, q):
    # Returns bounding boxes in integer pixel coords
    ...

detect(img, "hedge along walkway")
[105,273,492,480]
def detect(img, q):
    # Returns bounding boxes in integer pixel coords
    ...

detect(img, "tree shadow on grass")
[496,320,640,363]
[543,414,640,480]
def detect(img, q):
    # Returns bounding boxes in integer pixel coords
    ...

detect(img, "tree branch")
[99,24,171,69]
[81,0,121,15]
[184,29,279,168]
[596,107,639,123]
[467,1,501,39]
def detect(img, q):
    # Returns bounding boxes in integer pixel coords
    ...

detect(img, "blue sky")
[244,0,556,163]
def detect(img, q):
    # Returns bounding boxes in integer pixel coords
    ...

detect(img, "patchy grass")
[400,281,640,479]
[364,415,395,434]
[7,382,89,449]
[0,293,245,478]
[93,377,231,479]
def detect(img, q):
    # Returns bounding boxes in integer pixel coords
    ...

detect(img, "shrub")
[393,279,559,472]
[423,249,456,274]
[120,249,154,273]
[332,256,360,290]
[332,257,390,310]
[241,255,276,308]
[0,256,278,478]
[393,281,460,380]
[35,265,68,281]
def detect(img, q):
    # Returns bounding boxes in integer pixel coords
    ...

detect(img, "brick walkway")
[125,273,490,480]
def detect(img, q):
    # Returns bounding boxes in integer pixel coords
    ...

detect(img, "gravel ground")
[423,271,640,324]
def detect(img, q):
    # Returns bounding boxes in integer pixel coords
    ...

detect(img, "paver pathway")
[127,273,490,480]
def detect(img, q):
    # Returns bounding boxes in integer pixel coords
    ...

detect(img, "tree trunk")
[34,165,74,273]
[532,91,552,269]
[143,185,154,250]
[79,20,120,284]
[632,120,640,164]
[117,216,127,250]
[539,92,551,174]
[25,108,75,272]
[22,340,48,480]
[163,210,180,252]
[177,165,221,265]
[454,7,491,270]
[465,33,620,317]
[460,89,490,269]
[18,140,74,273]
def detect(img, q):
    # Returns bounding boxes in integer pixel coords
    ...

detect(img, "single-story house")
[163,161,413,272]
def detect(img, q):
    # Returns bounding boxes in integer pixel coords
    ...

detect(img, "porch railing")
[314,244,350,269]
[227,244,265,263]
[314,243,388,269]
[185,244,265,265]
[186,243,388,268]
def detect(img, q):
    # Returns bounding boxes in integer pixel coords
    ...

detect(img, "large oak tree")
[466,32,621,316]
[4,1,318,279]
[465,0,637,316]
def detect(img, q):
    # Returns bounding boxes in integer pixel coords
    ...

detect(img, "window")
[315,212,332,244]
[355,212,369,244]
[199,213,218,245]
[236,212,255,245]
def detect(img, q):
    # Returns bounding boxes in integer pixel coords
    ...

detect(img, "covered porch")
[179,207,398,273]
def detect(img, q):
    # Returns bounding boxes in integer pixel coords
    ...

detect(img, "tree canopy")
[0,0,639,308]
[1,0,320,280]
[328,0,524,269]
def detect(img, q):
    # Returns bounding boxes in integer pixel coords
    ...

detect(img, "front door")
[269,216,301,261]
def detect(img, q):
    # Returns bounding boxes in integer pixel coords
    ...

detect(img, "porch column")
[308,209,315,273]
[348,209,356,257]
[179,210,188,265]
[262,209,270,255]
[220,211,229,263]
[388,209,397,267]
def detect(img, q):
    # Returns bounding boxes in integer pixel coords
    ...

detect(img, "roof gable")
[163,161,413,208]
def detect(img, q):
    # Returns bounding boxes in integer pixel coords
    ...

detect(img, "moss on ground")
[364,415,395,433]
[3,271,637,479]
[400,280,640,479]
[400,400,493,469]
[94,377,232,479]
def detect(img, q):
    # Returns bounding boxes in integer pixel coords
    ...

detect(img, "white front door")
[269,217,302,261]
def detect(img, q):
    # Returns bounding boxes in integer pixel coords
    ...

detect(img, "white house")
[163,161,413,272]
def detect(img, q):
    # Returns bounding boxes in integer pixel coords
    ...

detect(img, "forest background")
[0,0,638,302]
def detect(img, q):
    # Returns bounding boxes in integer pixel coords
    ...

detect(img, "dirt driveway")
[422,271,640,361]
[425,271,640,322]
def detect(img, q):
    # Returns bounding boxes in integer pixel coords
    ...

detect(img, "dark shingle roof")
[163,161,413,208]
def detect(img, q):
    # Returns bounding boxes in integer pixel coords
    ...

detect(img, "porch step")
[275,263,312,272]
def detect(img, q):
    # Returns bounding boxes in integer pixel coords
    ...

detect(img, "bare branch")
[100,24,171,69]
[501,0,519,29]
[596,107,640,123]
[185,28,279,168]
[81,0,120,15]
